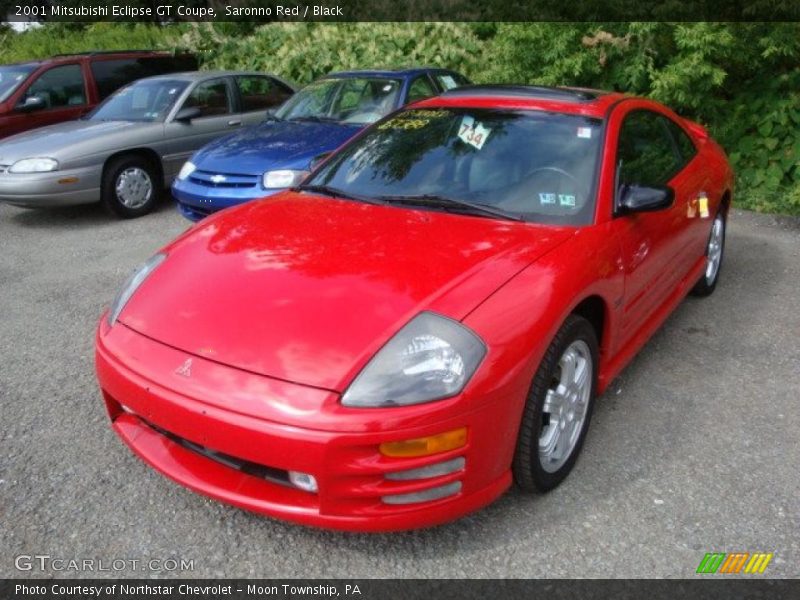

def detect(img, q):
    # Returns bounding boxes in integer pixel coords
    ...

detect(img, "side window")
[25,64,86,109]
[435,73,467,91]
[664,118,698,166]
[236,76,293,112]
[406,75,437,103]
[182,79,232,117]
[616,110,681,188]
[91,59,144,100]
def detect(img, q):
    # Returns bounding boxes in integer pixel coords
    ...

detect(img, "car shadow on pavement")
[3,197,176,229]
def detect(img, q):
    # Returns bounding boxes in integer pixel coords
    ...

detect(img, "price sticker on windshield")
[458,116,491,150]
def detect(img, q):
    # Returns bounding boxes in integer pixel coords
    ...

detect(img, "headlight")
[107,253,166,326]
[177,161,196,180]
[263,169,309,189]
[341,312,486,408]
[9,158,58,173]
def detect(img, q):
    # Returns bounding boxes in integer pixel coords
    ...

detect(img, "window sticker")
[458,115,491,150]
[439,75,458,90]
[539,192,557,205]
[559,194,577,207]
[577,127,592,139]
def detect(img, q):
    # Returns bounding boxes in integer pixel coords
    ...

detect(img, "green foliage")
[1,21,799,215]
[176,22,482,86]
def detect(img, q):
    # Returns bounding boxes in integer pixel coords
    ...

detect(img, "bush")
[2,22,799,215]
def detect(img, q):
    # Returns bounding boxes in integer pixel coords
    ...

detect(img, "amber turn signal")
[379,427,468,458]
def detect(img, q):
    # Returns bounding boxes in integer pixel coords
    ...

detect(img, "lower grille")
[144,419,292,487]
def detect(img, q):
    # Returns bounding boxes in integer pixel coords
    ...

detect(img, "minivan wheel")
[513,315,598,492]
[102,155,158,219]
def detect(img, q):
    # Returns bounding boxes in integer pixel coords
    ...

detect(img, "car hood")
[0,120,151,163]
[192,120,362,173]
[119,192,573,391]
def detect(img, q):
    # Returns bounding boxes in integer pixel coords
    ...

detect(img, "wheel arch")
[103,148,164,186]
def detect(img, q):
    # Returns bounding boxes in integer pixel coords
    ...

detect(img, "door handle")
[227,119,241,126]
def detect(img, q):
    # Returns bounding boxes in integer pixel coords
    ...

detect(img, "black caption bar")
[1,580,798,600]
[4,0,800,22]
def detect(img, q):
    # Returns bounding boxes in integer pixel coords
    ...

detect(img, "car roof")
[138,70,283,83]
[325,67,455,79]
[421,84,627,118]
[2,50,177,69]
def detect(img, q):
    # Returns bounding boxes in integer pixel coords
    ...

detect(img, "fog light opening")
[288,471,318,493]
[382,481,462,505]
[385,457,465,481]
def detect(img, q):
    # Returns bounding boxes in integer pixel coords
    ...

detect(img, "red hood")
[120,192,572,390]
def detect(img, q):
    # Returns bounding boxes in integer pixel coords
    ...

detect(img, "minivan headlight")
[9,158,58,173]
[263,169,309,189]
[341,312,486,408]
[107,253,166,326]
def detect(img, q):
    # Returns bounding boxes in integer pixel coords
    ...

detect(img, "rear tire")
[513,315,599,492]
[690,211,726,297]
[102,155,159,219]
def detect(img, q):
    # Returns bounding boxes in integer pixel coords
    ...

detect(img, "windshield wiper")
[291,115,339,123]
[376,194,523,222]
[294,184,385,205]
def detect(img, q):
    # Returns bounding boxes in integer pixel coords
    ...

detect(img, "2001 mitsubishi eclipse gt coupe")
[95,85,733,531]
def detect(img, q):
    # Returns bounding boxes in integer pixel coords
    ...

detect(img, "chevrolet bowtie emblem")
[175,358,193,377]
[210,174,226,183]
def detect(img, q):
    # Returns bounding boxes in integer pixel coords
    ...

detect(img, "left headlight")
[107,253,167,326]
[341,312,486,408]
[8,158,58,173]
[263,169,309,189]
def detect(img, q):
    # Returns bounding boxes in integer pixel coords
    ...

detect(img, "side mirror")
[173,106,202,123]
[618,184,674,213]
[17,95,46,112]
[309,152,331,171]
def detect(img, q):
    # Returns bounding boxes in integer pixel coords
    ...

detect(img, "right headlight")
[177,161,196,180]
[107,253,166,326]
[341,312,486,408]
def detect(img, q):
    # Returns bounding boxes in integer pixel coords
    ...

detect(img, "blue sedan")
[171,68,470,220]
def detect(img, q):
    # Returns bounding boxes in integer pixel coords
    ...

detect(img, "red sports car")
[95,85,733,531]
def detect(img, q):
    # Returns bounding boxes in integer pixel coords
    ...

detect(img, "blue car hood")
[192,120,363,174]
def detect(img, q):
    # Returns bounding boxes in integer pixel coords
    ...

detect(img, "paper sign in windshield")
[458,116,491,150]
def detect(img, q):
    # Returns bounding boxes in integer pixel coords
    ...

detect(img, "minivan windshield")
[276,77,401,125]
[0,65,35,103]
[306,107,604,225]
[89,79,188,122]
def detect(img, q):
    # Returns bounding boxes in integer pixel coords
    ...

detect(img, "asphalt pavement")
[1,200,798,578]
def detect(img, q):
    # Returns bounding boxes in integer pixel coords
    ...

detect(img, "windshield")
[0,65,35,103]
[89,79,188,122]
[307,108,604,225]
[276,77,401,125]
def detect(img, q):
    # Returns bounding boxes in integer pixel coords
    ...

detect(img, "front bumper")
[172,177,283,221]
[95,321,512,532]
[0,165,101,207]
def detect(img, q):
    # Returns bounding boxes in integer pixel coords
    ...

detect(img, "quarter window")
[235,76,293,112]
[183,79,232,117]
[664,118,698,166]
[24,64,86,109]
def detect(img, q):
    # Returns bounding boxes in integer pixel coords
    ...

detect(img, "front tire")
[690,211,726,297]
[513,315,599,492]
[102,155,159,219]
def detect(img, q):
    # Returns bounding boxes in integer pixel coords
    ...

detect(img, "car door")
[233,75,294,126]
[161,77,239,179]
[5,63,89,136]
[611,107,698,338]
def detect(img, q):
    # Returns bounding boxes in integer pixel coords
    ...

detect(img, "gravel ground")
[0,202,798,579]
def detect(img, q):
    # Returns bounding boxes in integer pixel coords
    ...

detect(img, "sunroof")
[442,85,605,103]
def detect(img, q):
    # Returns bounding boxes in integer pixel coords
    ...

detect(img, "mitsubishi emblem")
[175,358,193,377]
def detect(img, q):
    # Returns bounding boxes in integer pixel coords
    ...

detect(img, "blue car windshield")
[0,65,35,103]
[307,108,604,226]
[276,77,401,125]
[89,79,188,122]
